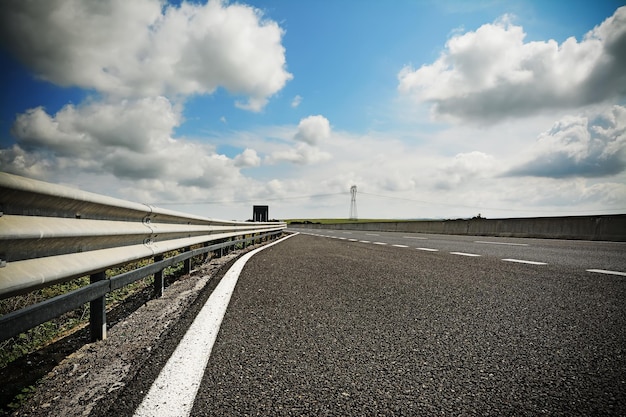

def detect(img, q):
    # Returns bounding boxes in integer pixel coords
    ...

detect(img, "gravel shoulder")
[8,241,270,417]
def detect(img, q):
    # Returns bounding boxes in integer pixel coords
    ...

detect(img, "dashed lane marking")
[133,234,296,417]
[450,252,481,257]
[392,244,409,248]
[475,240,529,246]
[366,233,380,236]
[587,269,626,277]
[359,240,371,243]
[404,236,428,240]
[502,258,547,265]
[373,242,387,245]
[416,248,439,252]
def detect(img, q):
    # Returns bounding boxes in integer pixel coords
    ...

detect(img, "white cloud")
[234,148,261,168]
[507,105,626,178]
[435,151,498,190]
[0,97,249,199]
[11,97,181,157]
[398,7,626,123]
[0,0,292,109]
[264,115,333,165]
[294,115,331,145]
[266,143,332,165]
[291,95,303,108]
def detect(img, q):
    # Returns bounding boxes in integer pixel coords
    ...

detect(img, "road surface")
[105,231,626,416]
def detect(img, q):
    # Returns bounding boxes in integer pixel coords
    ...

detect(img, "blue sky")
[1,0,625,220]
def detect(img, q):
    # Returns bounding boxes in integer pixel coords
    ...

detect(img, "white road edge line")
[587,269,626,277]
[134,233,296,417]
[450,252,481,257]
[475,241,529,246]
[416,247,438,252]
[502,258,547,265]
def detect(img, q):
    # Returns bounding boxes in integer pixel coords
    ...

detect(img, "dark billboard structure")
[253,205,269,222]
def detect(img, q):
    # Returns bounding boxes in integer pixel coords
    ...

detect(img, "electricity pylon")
[349,185,358,220]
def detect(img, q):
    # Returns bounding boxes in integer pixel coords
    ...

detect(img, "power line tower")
[349,185,358,220]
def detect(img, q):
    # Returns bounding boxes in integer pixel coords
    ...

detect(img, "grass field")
[284,218,418,224]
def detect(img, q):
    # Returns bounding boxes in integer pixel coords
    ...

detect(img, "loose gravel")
[9,245,255,417]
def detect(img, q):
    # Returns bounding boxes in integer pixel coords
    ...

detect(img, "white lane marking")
[134,234,295,417]
[416,248,439,252]
[373,242,387,245]
[450,252,481,257]
[348,238,358,242]
[475,240,529,246]
[404,236,427,240]
[366,233,380,236]
[338,237,347,240]
[502,258,547,265]
[587,269,626,277]
[392,244,409,248]
[343,231,353,234]
[359,240,371,243]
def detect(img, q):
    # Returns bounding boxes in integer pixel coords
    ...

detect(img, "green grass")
[285,218,422,224]
[0,246,209,369]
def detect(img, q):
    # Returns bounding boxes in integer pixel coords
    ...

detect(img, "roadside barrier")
[289,215,626,241]
[0,172,285,342]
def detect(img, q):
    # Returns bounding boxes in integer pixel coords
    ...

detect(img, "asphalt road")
[291,227,626,272]
[113,232,626,416]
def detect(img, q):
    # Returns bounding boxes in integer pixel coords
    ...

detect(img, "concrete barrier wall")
[290,215,626,241]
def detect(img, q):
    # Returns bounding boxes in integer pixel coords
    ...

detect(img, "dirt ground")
[1,243,261,417]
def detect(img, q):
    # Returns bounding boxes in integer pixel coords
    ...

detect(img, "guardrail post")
[90,271,107,342]
[184,246,192,274]
[203,242,211,262]
[154,255,164,297]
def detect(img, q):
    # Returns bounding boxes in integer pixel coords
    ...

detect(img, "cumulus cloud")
[294,115,331,145]
[234,148,261,168]
[0,0,296,214]
[0,0,292,109]
[435,151,498,190]
[264,115,333,165]
[507,105,626,178]
[0,97,246,194]
[11,97,181,157]
[398,7,626,123]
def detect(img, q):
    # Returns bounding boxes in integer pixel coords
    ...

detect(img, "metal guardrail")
[0,172,286,342]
